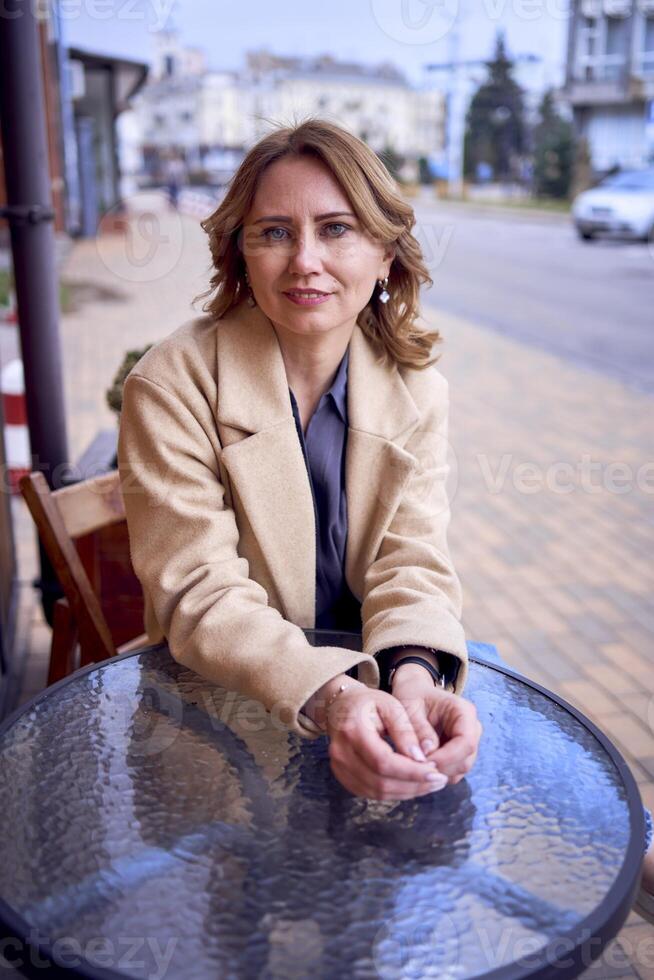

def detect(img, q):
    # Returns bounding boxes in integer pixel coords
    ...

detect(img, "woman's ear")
[382,243,397,273]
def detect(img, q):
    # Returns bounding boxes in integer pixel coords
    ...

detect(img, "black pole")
[0,1,69,486]
[0,3,70,626]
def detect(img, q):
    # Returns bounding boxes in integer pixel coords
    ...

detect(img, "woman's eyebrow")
[251,211,356,225]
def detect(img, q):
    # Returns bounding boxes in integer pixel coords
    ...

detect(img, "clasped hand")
[324,665,482,801]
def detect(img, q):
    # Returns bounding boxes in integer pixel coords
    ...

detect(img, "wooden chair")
[20,470,147,685]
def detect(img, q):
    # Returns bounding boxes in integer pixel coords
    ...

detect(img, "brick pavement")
[7,192,654,975]
[439,302,654,973]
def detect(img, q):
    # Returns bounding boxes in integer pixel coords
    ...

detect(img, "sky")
[61,0,570,93]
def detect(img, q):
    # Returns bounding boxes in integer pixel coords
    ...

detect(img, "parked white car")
[572,169,654,242]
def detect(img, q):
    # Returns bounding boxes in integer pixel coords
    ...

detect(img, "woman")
[118,117,654,919]
[118,117,480,801]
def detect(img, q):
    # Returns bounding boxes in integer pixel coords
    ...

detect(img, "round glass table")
[0,632,645,980]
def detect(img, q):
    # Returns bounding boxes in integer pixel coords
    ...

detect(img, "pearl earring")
[378,277,390,304]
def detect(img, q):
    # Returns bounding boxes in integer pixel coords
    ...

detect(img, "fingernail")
[410,744,427,762]
[425,771,447,787]
[421,738,436,753]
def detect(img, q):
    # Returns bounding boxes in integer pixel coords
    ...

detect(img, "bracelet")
[324,683,351,716]
[388,656,446,690]
[315,682,353,733]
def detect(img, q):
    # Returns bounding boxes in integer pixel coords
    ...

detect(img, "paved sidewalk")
[8,192,654,975]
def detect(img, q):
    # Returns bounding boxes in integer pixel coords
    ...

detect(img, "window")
[601,169,654,189]
[605,15,628,54]
[578,13,628,81]
[644,16,654,50]
[637,15,654,73]
[579,15,601,75]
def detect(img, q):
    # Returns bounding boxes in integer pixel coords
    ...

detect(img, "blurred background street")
[418,199,654,393]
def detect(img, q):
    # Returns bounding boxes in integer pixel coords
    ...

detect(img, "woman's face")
[241,155,395,341]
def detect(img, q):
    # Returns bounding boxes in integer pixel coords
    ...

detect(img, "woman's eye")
[323,223,350,237]
[261,224,351,241]
[262,227,290,241]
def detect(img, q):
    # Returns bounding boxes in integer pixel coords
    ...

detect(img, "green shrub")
[106,345,153,416]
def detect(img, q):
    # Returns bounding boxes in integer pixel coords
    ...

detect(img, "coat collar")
[215,301,420,445]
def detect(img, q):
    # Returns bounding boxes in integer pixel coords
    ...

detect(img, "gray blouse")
[288,344,459,689]
[288,346,360,633]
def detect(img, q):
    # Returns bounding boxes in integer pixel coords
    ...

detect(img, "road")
[413,201,654,395]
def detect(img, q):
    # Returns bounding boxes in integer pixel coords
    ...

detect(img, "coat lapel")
[344,324,421,599]
[214,303,422,624]
[215,304,317,627]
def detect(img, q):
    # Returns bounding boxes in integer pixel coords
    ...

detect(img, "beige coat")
[117,301,468,738]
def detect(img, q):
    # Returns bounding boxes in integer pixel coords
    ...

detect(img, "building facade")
[565,0,654,170]
[134,40,446,183]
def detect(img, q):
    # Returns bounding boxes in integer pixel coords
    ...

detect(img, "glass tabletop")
[0,634,644,980]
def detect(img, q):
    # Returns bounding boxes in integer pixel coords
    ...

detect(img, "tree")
[569,135,594,200]
[418,156,431,184]
[463,32,527,182]
[532,90,575,199]
[378,145,404,182]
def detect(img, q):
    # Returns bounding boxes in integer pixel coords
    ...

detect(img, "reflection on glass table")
[0,632,645,980]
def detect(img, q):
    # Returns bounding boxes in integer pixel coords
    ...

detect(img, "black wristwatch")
[388,655,446,690]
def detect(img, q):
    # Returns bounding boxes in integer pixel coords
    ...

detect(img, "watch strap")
[388,655,446,690]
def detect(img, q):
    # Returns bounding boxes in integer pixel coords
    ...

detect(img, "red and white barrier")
[1,359,31,493]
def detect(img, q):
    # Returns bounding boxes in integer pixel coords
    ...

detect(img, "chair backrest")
[20,470,143,663]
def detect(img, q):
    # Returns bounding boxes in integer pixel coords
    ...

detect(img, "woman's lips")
[283,290,332,307]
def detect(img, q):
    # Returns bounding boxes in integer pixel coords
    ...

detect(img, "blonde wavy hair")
[197,117,441,369]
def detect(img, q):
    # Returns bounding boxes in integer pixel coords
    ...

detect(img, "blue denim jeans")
[473,645,653,856]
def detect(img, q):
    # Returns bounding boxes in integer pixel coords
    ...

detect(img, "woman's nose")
[287,234,323,274]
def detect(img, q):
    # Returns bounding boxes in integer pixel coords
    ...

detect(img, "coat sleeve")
[117,373,381,738]
[360,374,469,696]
